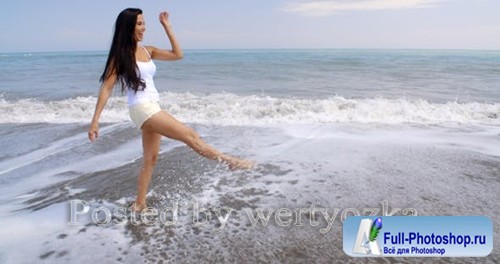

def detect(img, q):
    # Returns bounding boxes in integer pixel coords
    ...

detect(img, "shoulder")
[142,45,183,61]
[144,45,157,55]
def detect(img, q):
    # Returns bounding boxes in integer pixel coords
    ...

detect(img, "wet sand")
[6,131,498,264]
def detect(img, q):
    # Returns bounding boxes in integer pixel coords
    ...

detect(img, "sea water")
[0,49,498,263]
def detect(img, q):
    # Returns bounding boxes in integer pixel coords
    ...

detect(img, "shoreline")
[0,122,498,263]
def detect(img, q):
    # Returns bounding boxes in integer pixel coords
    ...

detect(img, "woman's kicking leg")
[142,111,254,170]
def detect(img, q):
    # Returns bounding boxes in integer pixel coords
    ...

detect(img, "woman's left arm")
[148,11,183,61]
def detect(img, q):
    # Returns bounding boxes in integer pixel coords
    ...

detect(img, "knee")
[183,128,201,146]
[143,153,159,168]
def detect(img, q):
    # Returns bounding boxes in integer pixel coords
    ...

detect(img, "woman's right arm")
[88,72,117,143]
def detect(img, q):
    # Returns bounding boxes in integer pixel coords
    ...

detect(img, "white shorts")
[128,101,162,129]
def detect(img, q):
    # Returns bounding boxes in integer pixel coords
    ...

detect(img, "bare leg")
[133,128,161,211]
[142,111,254,170]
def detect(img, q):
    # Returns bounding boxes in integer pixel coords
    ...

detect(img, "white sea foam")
[0,92,498,125]
[0,201,140,264]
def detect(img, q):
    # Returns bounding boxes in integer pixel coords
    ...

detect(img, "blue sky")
[1,0,499,52]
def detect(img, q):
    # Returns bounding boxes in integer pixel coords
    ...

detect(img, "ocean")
[0,49,499,263]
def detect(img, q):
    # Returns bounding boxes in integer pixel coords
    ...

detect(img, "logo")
[344,216,492,257]
[352,217,383,255]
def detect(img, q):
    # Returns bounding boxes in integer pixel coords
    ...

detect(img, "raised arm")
[88,71,117,142]
[147,11,183,61]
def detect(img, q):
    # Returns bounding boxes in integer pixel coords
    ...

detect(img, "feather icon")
[369,217,383,242]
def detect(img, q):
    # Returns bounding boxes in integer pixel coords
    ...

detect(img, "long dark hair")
[100,8,145,93]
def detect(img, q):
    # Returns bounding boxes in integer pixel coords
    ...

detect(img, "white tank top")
[127,46,160,106]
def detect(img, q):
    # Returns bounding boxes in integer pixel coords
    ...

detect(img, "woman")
[88,8,254,212]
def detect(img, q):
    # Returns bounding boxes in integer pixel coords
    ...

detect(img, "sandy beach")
[0,122,498,263]
[0,49,499,263]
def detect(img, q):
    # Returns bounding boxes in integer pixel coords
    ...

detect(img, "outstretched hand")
[159,11,171,27]
[88,122,99,143]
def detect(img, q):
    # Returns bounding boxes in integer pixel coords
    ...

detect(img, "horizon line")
[2,47,500,54]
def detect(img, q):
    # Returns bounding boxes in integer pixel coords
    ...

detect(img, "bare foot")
[130,202,147,212]
[228,158,255,171]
